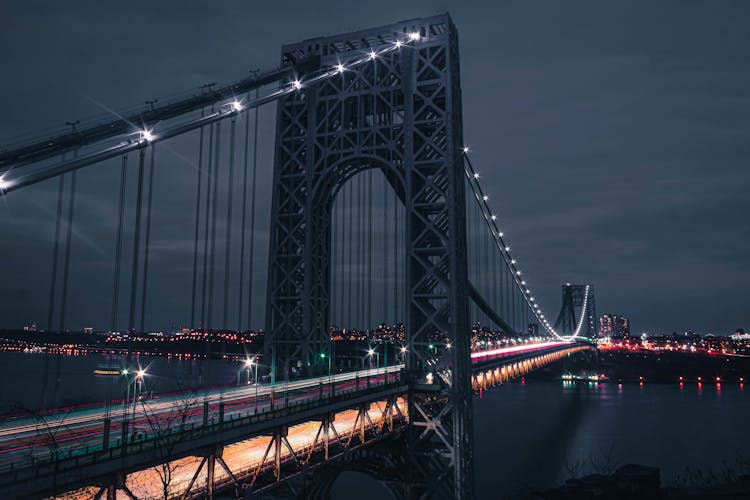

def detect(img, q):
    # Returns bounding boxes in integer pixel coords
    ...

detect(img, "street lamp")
[245,357,259,413]
[131,369,146,427]
[320,352,332,398]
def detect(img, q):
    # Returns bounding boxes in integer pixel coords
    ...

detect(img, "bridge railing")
[0,371,405,486]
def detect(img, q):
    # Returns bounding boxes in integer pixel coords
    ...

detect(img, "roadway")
[0,340,573,479]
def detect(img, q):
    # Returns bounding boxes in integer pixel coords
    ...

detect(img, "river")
[0,352,746,498]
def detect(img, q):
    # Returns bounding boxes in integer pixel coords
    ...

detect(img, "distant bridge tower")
[554,283,598,338]
[264,14,473,499]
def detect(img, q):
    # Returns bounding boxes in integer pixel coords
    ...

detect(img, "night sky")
[0,1,748,335]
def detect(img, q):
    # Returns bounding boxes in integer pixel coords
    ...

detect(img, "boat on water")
[562,372,608,382]
[93,363,122,376]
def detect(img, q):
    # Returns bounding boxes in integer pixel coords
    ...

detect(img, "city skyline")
[1,2,748,334]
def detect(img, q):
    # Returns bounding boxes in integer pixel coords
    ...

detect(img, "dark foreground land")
[515,464,750,499]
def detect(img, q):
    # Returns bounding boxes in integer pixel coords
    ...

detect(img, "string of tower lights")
[462,148,590,340]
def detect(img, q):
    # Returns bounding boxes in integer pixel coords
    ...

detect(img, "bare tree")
[136,392,199,499]
[26,408,73,498]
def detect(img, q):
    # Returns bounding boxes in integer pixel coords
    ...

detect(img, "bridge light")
[141,129,155,142]
[0,177,12,190]
[245,357,254,367]
[462,146,470,154]
[320,353,326,359]
[511,259,516,264]
[482,195,488,201]
[446,342,452,349]
[336,63,345,73]
[136,369,146,378]
[368,348,375,356]
[504,246,510,251]
[491,215,497,220]
[473,173,479,179]
[121,369,129,376]
[498,231,504,237]
[516,270,522,275]
[231,100,243,112]
[400,346,407,353]
[409,32,421,41]
[369,50,378,60]
[395,40,403,48]
[292,79,303,90]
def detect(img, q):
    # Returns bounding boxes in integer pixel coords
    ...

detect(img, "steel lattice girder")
[264,14,474,499]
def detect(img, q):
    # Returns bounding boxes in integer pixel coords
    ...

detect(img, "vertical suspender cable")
[200,123,215,329]
[367,170,373,332]
[336,185,346,328]
[383,173,389,324]
[238,95,251,331]
[111,155,128,331]
[47,174,64,331]
[246,89,260,331]
[356,174,363,330]
[393,189,399,325]
[58,167,77,332]
[190,113,206,331]
[346,179,355,329]
[127,148,146,334]
[139,145,156,333]
[207,122,222,331]
[222,117,237,330]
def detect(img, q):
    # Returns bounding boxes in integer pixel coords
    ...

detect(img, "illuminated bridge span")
[0,14,598,499]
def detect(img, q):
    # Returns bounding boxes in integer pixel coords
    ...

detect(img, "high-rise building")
[599,314,630,337]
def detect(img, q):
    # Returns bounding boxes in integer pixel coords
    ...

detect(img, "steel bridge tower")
[264,14,474,499]
[554,283,598,338]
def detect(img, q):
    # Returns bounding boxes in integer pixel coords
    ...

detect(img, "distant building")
[600,314,630,337]
[23,321,37,332]
[83,327,94,334]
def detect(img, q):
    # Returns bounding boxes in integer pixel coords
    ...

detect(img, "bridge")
[0,14,598,499]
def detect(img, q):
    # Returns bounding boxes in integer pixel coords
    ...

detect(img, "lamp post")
[131,369,146,438]
[245,357,258,413]
[320,352,332,398]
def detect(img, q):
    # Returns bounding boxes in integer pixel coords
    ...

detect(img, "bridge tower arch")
[264,14,474,499]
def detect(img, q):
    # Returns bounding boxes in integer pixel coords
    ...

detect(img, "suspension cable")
[206,121,222,331]
[222,116,237,330]
[58,168,77,332]
[111,155,128,332]
[246,88,260,332]
[190,112,206,331]
[139,144,156,333]
[200,122,215,329]
[47,172,65,331]
[127,148,146,334]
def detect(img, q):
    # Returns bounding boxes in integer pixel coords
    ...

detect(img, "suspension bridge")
[0,14,598,499]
